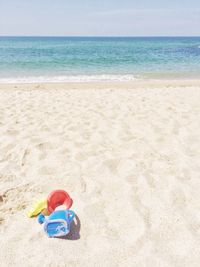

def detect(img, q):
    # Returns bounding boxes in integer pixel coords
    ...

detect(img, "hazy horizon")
[0,0,200,36]
[1,36,200,38]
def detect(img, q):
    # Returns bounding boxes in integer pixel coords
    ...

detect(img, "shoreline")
[0,71,200,86]
[1,79,200,90]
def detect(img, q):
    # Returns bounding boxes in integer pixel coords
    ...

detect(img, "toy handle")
[38,213,45,224]
[67,210,75,223]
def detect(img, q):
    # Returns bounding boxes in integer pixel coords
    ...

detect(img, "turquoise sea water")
[0,37,200,82]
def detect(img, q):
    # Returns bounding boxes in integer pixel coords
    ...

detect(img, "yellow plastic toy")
[27,199,47,218]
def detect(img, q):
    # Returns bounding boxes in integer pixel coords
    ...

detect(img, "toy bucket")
[38,210,75,238]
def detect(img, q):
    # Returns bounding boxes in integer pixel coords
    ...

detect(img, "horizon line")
[0,35,200,38]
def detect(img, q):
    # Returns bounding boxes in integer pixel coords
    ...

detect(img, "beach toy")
[27,198,47,218]
[38,210,75,237]
[47,190,73,213]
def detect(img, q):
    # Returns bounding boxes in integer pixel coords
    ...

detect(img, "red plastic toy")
[47,190,73,213]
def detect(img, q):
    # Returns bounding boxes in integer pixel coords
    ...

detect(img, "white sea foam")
[0,74,136,84]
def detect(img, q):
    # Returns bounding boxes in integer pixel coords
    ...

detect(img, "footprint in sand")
[38,152,47,160]
[37,142,54,151]
[0,195,4,203]
[0,217,4,225]
[1,143,16,152]
[38,166,55,176]
[104,158,120,174]
[0,174,16,183]
[0,184,38,216]
[0,143,16,162]
[36,142,55,160]
[21,148,31,166]
[6,129,19,136]
[171,188,186,209]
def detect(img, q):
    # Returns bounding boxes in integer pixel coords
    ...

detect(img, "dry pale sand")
[0,80,200,267]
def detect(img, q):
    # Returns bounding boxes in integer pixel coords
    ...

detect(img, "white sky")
[0,0,200,36]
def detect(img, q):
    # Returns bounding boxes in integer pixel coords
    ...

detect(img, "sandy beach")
[0,80,200,267]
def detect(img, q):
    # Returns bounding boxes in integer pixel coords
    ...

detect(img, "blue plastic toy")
[38,210,75,238]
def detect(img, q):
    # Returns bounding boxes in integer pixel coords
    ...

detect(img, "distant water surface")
[0,37,200,82]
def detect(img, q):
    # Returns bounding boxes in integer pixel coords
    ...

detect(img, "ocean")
[0,36,200,82]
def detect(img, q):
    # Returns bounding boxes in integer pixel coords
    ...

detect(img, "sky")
[0,0,200,36]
